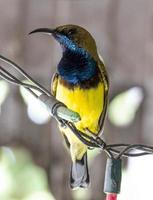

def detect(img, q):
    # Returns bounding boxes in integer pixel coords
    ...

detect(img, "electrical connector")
[104,158,122,200]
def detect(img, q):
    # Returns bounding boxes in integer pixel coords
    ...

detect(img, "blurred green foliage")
[108,87,143,127]
[0,147,55,200]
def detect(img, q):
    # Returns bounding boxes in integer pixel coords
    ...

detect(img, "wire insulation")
[0,55,51,96]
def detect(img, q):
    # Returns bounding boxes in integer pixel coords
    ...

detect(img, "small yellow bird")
[30,25,109,189]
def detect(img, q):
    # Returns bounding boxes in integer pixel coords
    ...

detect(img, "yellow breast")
[56,79,104,134]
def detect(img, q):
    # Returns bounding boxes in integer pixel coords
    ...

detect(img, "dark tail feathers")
[70,153,90,189]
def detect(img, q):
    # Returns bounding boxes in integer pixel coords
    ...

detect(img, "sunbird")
[29,25,109,189]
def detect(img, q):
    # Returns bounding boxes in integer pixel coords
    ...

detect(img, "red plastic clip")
[106,193,117,200]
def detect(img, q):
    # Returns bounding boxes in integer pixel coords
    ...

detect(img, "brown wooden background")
[0,0,153,199]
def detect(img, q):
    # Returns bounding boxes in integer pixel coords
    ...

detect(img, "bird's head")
[29,24,98,59]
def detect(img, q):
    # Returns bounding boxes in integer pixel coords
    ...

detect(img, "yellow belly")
[56,80,104,161]
[56,80,104,134]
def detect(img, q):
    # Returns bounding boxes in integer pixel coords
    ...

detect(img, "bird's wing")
[51,73,72,149]
[51,72,59,96]
[97,55,109,135]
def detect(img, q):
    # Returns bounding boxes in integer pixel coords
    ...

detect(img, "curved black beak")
[29,28,55,35]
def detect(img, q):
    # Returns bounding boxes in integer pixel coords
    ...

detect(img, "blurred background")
[0,0,153,200]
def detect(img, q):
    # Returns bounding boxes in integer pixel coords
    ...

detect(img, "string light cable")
[0,54,153,200]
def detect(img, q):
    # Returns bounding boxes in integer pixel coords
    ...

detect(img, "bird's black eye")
[68,28,76,35]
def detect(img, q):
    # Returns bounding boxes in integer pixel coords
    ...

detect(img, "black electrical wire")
[107,147,152,157]
[116,144,153,159]
[106,143,153,157]
[0,55,51,96]
[1,55,153,160]
[63,120,153,158]
[0,65,53,97]
[0,66,38,98]
[64,121,113,158]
